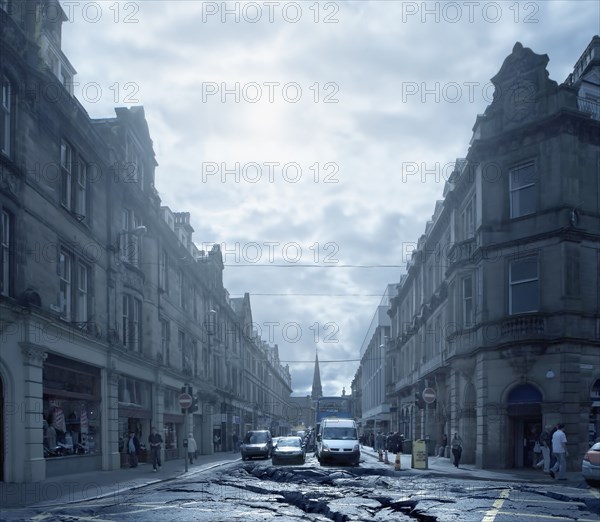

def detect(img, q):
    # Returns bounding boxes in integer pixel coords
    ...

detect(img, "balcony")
[577,97,600,120]
[500,315,545,337]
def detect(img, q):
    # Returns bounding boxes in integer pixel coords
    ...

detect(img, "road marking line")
[479,511,598,521]
[589,489,600,499]
[508,498,586,505]
[481,488,511,522]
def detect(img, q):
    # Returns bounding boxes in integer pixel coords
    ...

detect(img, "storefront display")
[43,354,101,459]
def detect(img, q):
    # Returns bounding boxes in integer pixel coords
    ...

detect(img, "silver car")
[582,442,600,484]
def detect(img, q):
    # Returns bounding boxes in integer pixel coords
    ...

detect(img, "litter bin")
[402,439,412,454]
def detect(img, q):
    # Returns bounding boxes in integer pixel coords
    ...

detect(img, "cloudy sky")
[60,0,598,396]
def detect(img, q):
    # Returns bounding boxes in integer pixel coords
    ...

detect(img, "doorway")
[513,417,542,468]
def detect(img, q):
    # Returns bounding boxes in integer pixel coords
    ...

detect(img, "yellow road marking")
[481,488,511,522]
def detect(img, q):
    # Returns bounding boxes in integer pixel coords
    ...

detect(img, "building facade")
[0,0,292,483]
[383,38,600,469]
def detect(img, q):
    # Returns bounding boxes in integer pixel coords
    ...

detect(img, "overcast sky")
[60,0,599,397]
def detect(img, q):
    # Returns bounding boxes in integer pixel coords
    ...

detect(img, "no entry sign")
[422,388,436,404]
[179,393,193,409]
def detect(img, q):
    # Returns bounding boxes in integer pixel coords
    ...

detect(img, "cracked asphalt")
[2,452,599,521]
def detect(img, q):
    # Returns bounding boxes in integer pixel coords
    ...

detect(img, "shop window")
[43,355,101,458]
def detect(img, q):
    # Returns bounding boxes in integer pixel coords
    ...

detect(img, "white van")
[316,418,360,466]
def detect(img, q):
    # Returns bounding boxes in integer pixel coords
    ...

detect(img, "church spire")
[311,351,323,399]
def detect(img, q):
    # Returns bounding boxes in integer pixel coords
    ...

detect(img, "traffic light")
[189,394,199,414]
[415,392,425,410]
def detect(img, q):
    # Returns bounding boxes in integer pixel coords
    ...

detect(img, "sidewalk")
[0,451,241,510]
[361,445,588,485]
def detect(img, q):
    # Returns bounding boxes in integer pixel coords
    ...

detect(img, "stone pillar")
[19,343,47,482]
[105,369,121,470]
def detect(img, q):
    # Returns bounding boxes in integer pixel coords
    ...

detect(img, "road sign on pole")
[179,393,193,410]
[422,388,436,404]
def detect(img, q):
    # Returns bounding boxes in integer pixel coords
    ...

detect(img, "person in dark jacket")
[128,432,140,468]
[148,427,163,472]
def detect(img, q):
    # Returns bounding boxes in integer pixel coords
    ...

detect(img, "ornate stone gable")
[484,42,560,133]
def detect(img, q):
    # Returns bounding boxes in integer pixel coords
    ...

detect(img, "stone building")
[385,38,600,469]
[0,0,292,483]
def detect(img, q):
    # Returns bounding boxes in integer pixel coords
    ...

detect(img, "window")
[1,209,11,296]
[192,339,198,376]
[462,276,473,326]
[462,195,475,239]
[60,141,73,209]
[76,263,89,322]
[509,162,536,218]
[60,141,89,218]
[122,294,142,351]
[59,250,72,320]
[1,76,11,157]
[159,250,169,293]
[161,319,170,365]
[75,163,87,217]
[178,330,185,369]
[121,209,142,266]
[509,257,539,314]
[179,269,185,309]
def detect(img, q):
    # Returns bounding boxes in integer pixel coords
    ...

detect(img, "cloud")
[59,0,599,396]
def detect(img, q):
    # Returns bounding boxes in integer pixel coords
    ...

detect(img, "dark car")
[240,430,272,460]
[272,436,305,465]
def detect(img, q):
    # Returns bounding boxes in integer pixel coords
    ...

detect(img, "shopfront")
[43,354,102,476]
[590,378,600,445]
[118,376,152,467]
[163,387,184,460]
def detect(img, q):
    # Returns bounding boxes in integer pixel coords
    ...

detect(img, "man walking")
[550,423,568,480]
[148,426,163,472]
[451,432,463,468]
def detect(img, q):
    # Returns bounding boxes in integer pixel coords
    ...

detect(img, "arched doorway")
[507,383,542,468]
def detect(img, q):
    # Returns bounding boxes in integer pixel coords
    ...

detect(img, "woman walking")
[451,433,463,468]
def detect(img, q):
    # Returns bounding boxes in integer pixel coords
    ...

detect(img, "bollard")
[395,452,401,471]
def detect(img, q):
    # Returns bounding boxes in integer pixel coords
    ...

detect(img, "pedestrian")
[440,433,448,457]
[128,431,140,468]
[187,433,197,464]
[451,432,463,468]
[148,426,163,472]
[550,423,568,480]
[535,425,552,473]
[214,433,220,452]
[232,432,239,453]
[375,431,385,461]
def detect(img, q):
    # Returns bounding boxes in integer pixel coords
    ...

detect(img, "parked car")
[240,430,272,460]
[582,442,600,484]
[272,436,305,465]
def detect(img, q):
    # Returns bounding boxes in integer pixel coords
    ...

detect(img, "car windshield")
[277,438,301,448]
[322,427,357,440]
[245,432,268,444]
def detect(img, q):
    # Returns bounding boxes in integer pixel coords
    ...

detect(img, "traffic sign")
[179,393,193,409]
[422,387,436,404]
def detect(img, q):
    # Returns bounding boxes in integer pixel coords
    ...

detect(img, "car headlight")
[323,444,329,451]
[354,444,360,452]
